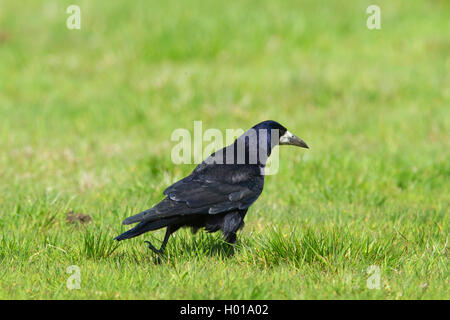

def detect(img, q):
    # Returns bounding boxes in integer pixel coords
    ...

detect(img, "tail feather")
[114,217,176,241]
[122,198,193,225]
[122,208,154,225]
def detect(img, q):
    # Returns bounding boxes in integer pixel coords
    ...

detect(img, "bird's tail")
[121,208,153,225]
[114,217,176,241]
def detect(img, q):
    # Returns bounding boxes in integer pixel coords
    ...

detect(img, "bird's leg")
[222,232,237,256]
[159,226,172,253]
[224,232,237,245]
[144,241,161,255]
[145,226,172,255]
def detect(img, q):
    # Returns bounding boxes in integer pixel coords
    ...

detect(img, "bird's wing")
[122,177,262,225]
[165,178,262,213]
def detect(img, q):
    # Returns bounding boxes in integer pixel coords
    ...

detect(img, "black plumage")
[114,120,308,254]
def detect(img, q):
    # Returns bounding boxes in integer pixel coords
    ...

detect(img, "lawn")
[0,0,448,299]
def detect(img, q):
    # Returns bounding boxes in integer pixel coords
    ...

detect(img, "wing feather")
[122,164,264,224]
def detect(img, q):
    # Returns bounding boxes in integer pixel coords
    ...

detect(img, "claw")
[144,240,162,255]
[143,227,172,257]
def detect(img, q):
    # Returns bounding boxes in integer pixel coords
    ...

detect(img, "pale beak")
[279,131,309,149]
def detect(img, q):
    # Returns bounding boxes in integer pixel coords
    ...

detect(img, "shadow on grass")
[162,231,236,261]
[107,225,407,270]
[109,230,236,265]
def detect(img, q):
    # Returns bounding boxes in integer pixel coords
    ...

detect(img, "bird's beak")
[279,131,309,149]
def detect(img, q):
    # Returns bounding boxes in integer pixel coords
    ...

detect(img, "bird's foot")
[144,240,163,255]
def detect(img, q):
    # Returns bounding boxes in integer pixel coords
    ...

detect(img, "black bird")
[114,120,308,254]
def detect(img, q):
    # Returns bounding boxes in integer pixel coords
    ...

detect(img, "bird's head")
[209,120,308,166]
[251,120,309,150]
[225,120,308,166]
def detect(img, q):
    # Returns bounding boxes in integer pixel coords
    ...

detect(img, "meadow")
[0,0,448,299]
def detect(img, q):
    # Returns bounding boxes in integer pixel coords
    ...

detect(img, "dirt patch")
[66,211,92,224]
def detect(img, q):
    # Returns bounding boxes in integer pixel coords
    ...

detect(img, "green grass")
[0,0,448,299]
